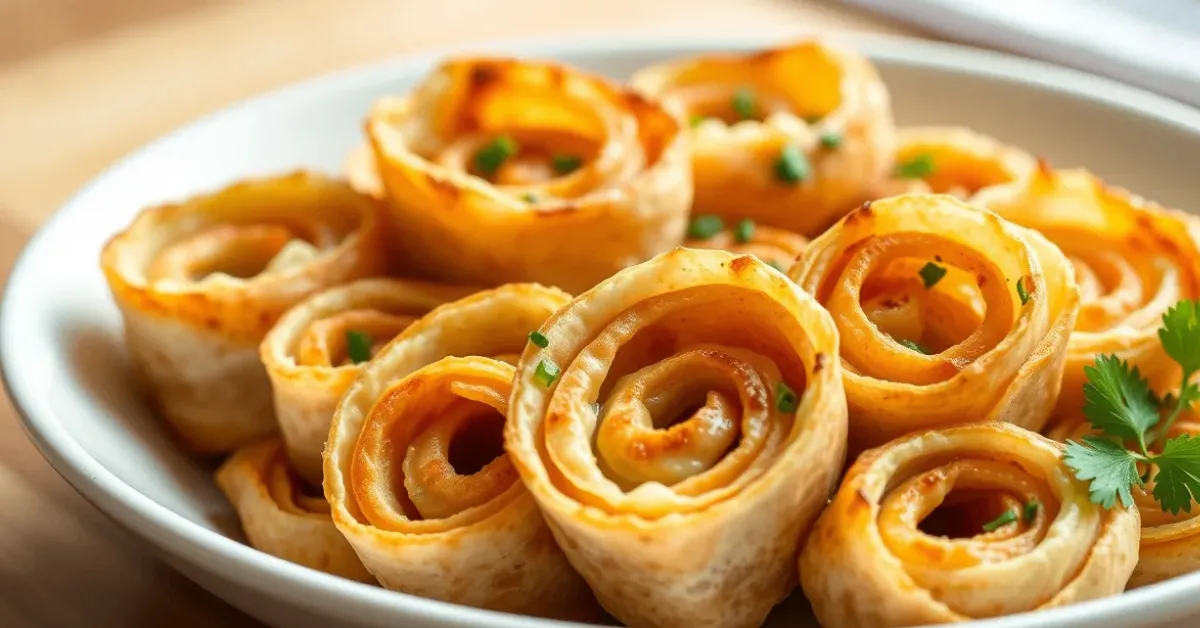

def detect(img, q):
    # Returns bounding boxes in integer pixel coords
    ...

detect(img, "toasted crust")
[215,439,375,583]
[365,57,692,292]
[505,247,848,628]
[974,166,1200,420]
[870,126,1036,200]
[632,39,895,236]
[800,423,1139,628]
[791,194,1080,451]
[260,278,475,485]
[685,223,807,270]
[323,284,597,619]
[100,172,386,452]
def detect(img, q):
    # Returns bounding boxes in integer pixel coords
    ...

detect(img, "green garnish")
[732,87,756,120]
[1017,275,1033,305]
[528,331,549,348]
[776,382,798,413]
[899,339,930,355]
[982,510,1018,532]
[767,260,785,272]
[1023,500,1039,523]
[919,262,947,289]
[522,192,539,203]
[734,219,756,244]
[688,215,725,240]
[774,144,811,185]
[819,131,842,149]
[689,114,709,127]
[345,330,372,364]
[1065,301,1200,514]
[534,359,560,387]
[474,135,518,175]
[551,154,583,175]
[894,153,935,179]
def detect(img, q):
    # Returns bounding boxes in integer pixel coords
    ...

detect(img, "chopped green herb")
[819,131,842,149]
[899,339,930,355]
[919,262,947,289]
[774,144,811,185]
[345,330,372,364]
[1023,500,1039,523]
[688,215,724,240]
[767,260,785,272]
[733,219,756,244]
[732,87,756,120]
[982,509,1018,532]
[775,382,798,413]
[689,114,709,127]
[551,154,583,175]
[521,192,539,203]
[1017,275,1033,305]
[528,331,549,348]
[805,115,823,124]
[474,135,518,175]
[894,153,935,179]
[534,359,560,387]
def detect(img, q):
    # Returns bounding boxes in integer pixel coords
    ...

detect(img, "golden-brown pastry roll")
[365,57,691,293]
[974,166,1200,419]
[324,284,596,618]
[260,278,475,485]
[631,39,895,237]
[683,215,807,270]
[870,127,1036,200]
[101,172,386,452]
[345,144,383,199]
[215,439,375,583]
[800,423,1140,628]
[505,248,848,628]
[790,195,1080,451]
[1047,414,1200,588]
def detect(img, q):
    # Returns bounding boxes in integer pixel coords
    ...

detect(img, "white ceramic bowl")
[5,33,1200,628]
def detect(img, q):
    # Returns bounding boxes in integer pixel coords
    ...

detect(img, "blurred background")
[0,1,1196,626]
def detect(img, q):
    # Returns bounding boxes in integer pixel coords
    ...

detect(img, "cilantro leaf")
[1082,355,1159,452]
[1160,301,1200,374]
[1153,434,1200,515]
[1065,436,1141,509]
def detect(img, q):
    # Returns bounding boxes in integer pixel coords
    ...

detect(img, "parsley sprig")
[1065,301,1200,514]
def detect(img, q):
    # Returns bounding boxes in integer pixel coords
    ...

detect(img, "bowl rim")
[5,31,1200,628]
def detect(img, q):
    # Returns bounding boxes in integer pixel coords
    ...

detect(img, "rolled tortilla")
[505,247,848,628]
[870,126,1035,200]
[631,39,895,237]
[324,284,596,619]
[215,438,374,583]
[974,165,1200,420]
[101,172,386,452]
[1047,413,1200,588]
[800,423,1140,628]
[684,219,807,271]
[365,56,692,293]
[790,194,1080,451]
[260,278,475,485]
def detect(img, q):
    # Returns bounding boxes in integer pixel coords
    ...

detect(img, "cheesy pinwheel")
[800,423,1140,628]
[260,278,474,485]
[790,195,1080,451]
[974,166,1200,419]
[216,439,374,582]
[365,57,691,293]
[323,284,595,619]
[631,39,895,237]
[869,127,1036,201]
[101,172,385,452]
[505,247,848,628]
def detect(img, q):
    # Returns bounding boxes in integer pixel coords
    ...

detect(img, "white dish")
[5,33,1200,628]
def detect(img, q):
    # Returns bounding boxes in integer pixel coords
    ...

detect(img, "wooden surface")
[0,1,916,626]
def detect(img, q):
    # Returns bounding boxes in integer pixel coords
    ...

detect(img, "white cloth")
[840,0,1200,109]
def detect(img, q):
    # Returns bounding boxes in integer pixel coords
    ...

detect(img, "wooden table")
[0,1,916,626]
